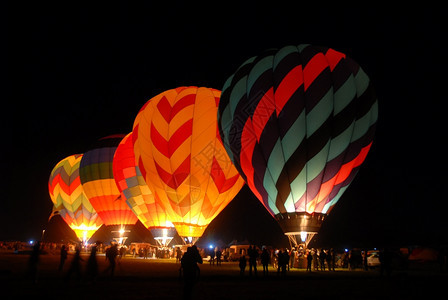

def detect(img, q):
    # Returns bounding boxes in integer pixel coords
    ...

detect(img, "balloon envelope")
[218,45,378,239]
[133,87,245,238]
[48,154,103,241]
[79,135,138,227]
[113,132,176,245]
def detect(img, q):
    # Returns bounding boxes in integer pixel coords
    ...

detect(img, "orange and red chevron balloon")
[79,135,138,227]
[48,154,103,241]
[113,132,176,244]
[133,87,245,238]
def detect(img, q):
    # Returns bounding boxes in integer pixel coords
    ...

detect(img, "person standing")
[86,244,99,282]
[313,248,319,271]
[248,245,258,276]
[28,241,40,283]
[306,250,313,272]
[330,248,336,271]
[175,247,182,263]
[260,247,270,276]
[319,249,327,271]
[65,245,83,282]
[281,249,289,276]
[362,250,368,271]
[239,254,247,276]
[58,244,68,273]
[276,249,283,275]
[105,243,119,277]
[326,249,333,271]
[216,248,222,266]
[180,245,203,300]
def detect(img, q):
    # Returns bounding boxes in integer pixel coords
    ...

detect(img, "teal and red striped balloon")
[218,44,378,243]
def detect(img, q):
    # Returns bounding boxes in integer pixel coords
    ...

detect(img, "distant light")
[209,244,213,249]
[345,248,349,252]
[29,240,34,245]
[300,232,307,242]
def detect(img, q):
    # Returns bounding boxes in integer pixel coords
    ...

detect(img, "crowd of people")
[3,239,444,300]
[3,238,445,291]
[236,246,343,276]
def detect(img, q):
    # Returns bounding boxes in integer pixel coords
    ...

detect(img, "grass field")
[1,251,446,299]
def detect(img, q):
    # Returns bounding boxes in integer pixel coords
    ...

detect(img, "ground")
[0,250,446,299]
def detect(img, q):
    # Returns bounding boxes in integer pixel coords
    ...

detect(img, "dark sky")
[5,3,448,248]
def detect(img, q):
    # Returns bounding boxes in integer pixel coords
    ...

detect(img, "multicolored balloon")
[133,87,245,241]
[79,135,138,227]
[48,154,103,241]
[218,45,378,245]
[113,132,176,246]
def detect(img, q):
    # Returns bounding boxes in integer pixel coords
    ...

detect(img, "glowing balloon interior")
[218,45,378,246]
[48,154,103,242]
[133,86,245,240]
[113,132,175,246]
[79,135,138,227]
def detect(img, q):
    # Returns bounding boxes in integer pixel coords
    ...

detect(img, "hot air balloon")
[133,87,245,243]
[218,45,378,246]
[48,154,103,242]
[113,132,176,246]
[79,135,138,243]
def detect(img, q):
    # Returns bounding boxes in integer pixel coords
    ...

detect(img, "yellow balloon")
[133,87,245,239]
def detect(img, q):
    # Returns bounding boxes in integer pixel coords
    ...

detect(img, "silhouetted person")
[239,254,247,276]
[261,248,270,276]
[312,249,319,270]
[306,250,313,272]
[277,250,283,274]
[362,250,368,271]
[176,247,182,263]
[330,248,336,271]
[326,249,333,271]
[280,249,289,276]
[277,249,288,275]
[320,249,327,271]
[180,245,203,300]
[248,245,258,276]
[379,248,392,277]
[119,246,126,259]
[216,248,222,265]
[66,245,83,282]
[105,243,119,277]
[209,248,215,265]
[28,241,40,283]
[58,245,68,273]
[86,244,98,282]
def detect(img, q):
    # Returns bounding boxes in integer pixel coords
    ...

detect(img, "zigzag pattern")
[48,154,102,240]
[218,45,378,221]
[134,87,245,237]
[112,132,173,231]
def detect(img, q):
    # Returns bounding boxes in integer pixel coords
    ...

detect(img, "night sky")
[5,3,448,248]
